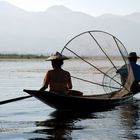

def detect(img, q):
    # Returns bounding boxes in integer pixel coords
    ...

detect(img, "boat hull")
[23,89,133,111]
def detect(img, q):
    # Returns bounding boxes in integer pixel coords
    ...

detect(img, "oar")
[0,95,32,105]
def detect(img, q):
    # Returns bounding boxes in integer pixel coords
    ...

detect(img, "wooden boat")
[23,89,133,111]
[23,30,135,111]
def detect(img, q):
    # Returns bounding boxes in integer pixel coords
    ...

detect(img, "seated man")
[40,52,72,93]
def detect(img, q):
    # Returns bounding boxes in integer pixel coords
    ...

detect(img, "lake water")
[0,59,140,140]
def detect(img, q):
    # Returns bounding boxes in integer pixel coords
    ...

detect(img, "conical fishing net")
[61,31,134,96]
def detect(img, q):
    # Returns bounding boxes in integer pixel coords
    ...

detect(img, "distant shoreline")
[0,54,49,59]
[0,53,126,61]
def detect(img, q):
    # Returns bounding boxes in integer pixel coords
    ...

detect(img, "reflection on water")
[27,101,140,140]
[33,111,95,140]
[119,99,140,140]
[0,60,140,140]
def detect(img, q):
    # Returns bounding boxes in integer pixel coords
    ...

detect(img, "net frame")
[60,30,134,97]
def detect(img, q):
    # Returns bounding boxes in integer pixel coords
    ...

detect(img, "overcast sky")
[1,0,140,16]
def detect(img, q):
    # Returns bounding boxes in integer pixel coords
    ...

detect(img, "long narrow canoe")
[23,89,133,111]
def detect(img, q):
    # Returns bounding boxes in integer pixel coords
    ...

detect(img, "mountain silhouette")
[0,1,140,54]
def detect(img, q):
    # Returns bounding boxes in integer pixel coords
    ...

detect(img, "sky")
[1,0,140,16]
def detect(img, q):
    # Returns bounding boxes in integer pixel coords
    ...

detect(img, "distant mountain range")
[0,1,140,54]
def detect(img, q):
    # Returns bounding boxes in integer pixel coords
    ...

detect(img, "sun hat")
[46,52,69,61]
[128,52,139,58]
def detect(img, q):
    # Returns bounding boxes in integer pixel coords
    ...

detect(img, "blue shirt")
[130,62,140,81]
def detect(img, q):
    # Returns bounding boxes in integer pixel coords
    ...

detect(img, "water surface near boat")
[0,59,140,140]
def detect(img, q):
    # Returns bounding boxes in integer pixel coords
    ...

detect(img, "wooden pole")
[0,95,32,105]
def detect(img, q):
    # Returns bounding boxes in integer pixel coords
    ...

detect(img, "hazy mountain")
[0,1,140,55]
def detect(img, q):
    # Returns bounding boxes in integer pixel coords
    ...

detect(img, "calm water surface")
[0,59,140,140]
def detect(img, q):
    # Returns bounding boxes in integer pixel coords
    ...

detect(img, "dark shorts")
[131,81,140,94]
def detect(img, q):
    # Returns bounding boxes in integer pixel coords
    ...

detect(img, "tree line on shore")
[0,53,49,59]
